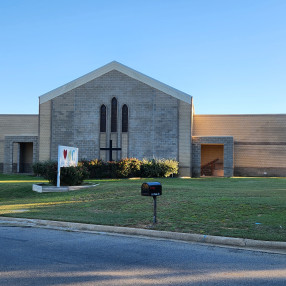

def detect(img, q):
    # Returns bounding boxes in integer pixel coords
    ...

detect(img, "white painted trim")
[39,61,192,104]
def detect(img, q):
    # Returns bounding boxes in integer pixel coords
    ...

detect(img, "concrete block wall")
[49,70,184,163]
[3,136,38,173]
[99,133,107,161]
[192,136,234,177]
[121,133,128,159]
[51,90,76,160]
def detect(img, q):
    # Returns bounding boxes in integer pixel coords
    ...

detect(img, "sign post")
[57,145,78,187]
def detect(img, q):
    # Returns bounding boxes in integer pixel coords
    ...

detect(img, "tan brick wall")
[193,114,286,170]
[193,114,286,142]
[234,145,286,167]
[178,101,192,176]
[0,115,38,164]
[0,115,38,140]
[39,101,51,161]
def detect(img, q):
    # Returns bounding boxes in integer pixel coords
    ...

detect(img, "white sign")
[58,145,78,167]
[57,145,78,187]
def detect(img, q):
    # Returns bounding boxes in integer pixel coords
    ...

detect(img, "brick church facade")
[1,61,286,177]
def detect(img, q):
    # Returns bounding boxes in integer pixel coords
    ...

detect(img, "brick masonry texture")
[50,70,188,164]
[192,136,234,177]
[0,115,38,164]
[3,136,38,173]
[3,66,286,178]
[193,114,286,176]
[39,101,51,161]
[178,100,192,176]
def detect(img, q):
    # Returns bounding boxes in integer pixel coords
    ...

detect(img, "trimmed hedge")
[81,158,142,179]
[141,159,179,178]
[33,161,89,186]
[33,158,179,184]
[82,158,178,179]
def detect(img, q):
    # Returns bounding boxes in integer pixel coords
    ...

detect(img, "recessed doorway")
[201,144,224,176]
[19,142,33,173]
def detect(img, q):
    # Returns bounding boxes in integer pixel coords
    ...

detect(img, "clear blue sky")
[1,0,285,114]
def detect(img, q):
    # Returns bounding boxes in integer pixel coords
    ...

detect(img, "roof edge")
[0,114,38,116]
[39,61,192,104]
[194,113,286,116]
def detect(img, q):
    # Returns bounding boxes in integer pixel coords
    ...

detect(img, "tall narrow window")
[111,97,117,132]
[122,104,128,132]
[100,105,106,132]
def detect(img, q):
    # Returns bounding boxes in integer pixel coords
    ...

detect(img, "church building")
[1,61,286,177]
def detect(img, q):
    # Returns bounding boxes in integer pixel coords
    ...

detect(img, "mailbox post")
[141,182,162,224]
[153,196,157,224]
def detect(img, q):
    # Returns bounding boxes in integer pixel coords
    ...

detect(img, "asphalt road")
[0,226,285,286]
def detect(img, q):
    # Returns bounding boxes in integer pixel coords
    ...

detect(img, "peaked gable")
[39,61,192,104]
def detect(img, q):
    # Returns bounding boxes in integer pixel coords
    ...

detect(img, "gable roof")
[39,61,192,104]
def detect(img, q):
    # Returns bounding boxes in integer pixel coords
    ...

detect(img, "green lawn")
[0,174,286,241]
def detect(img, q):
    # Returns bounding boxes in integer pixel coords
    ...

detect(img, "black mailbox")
[141,182,162,196]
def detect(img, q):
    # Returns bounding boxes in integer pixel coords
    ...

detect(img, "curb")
[32,183,99,193]
[1,217,286,254]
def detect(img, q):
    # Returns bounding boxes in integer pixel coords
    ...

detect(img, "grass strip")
[0,174,285,241]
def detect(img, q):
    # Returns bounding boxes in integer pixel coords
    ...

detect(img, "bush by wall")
[141,159,179,178]
[83,158,178,179]
[81,159,108,178]
[32,161,89,186]
[33,161,56,179]
[116,158,142,178]
[33,158,179,183]
[82,158,142,179]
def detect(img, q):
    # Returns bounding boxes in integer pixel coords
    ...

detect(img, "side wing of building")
[193,114,286,176]
[0,115,38,173]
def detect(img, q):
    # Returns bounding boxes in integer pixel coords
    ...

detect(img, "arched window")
[122,104,128,132]
[100,105,106,132]
[111,97,117,132]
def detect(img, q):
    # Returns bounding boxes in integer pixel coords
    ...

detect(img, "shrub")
[108,161,119,178]
[59,164,89,186]
[84,158,142,179]
[82,159,112,179]
[141,159,179,177]
[128,158,142,177]
[32,161,44,176]
[32,161,56,177]
[161,159,179,177]
[85,158,178,178]
[33,158,179,181]
[116,158,142,178]
[32,161,89,186]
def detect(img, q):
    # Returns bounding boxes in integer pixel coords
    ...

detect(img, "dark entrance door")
[19,143,33,173]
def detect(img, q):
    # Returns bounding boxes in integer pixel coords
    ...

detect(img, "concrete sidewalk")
[1,217,285,254]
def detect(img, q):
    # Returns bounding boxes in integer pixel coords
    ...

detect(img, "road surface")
[0,225,285,285]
